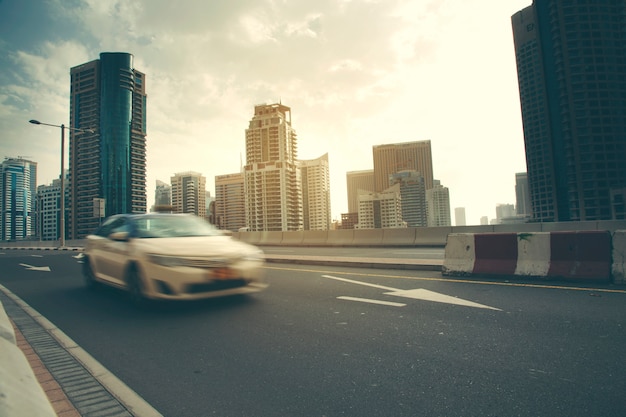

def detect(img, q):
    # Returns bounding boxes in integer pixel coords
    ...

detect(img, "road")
[1,249,626,416]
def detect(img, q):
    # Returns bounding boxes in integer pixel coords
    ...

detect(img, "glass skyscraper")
[512,1,626,222]
[69,52,147,238]
[0,157,37,241]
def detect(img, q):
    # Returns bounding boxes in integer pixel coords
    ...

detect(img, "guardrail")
[0,298,56,417]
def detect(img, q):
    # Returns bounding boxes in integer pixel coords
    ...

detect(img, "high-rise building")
[36,177,64,241]
[69,52,147,238]
[346,170,375,214]
[1,157,37,241]
[515,172,531,217]
[215,172,245,231]
[512,2,626,221]
[495,203,516,223]
[299,153,331,231]
[154,180,172,209]
[171,172,206,217]
[244,103,302,231]
[426,180,451,227]
[373,141,434,193]
[356,184,405,229]
[454,207,466,226]
[390,170,427,227]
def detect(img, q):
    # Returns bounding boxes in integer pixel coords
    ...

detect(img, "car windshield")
[133,215,223,238]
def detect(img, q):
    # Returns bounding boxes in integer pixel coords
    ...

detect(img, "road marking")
[323,274,501,310]
[386,289,501,311]
[337,296,406,307]
[31,254,44,258]
[19,263,51,272]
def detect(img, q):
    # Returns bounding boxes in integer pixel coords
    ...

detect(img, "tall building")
[496,203,516,223]
[1,157,37,241]
[299,153,331,231]
[454,207,466,226]
[346,170,375,214]
[372,141,434,193]
[515,172,531,217]
[426,180,451,227]
[512,2,626,221]
[356,184,405,229]
[171,172,206,217]
[390,170,427,227]
[154,180,172,209]
[69,52,147,238]
[244,103,302,231]
[36,177,63,241]
[215,172,245,231]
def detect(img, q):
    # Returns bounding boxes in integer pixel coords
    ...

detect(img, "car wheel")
[83,258,99,290]
[127,265,147,307]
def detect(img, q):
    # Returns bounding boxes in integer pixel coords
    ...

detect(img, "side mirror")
[109,231,130,241]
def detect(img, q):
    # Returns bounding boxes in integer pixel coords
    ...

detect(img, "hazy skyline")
[0,0,530,225]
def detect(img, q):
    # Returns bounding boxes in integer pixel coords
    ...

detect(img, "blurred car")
[83,213,266,303]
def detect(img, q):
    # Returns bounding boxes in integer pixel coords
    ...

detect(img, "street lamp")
[29,119,94,248]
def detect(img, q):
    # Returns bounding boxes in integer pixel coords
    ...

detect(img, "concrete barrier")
[548,231,611,281]
[327,229,355,246]
[515,232,551,277]
[442,233,476,275]
[352,229,384,246]
[382,228,417,246]
[258,231,284,246]
[473,233,518,276]
[612,230,626,285]
[301,230,329,246]
[414,227,452,246]
[281,231,304,245]
[0,299,56,417]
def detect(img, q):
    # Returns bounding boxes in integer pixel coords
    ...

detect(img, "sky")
[0,0,531,225]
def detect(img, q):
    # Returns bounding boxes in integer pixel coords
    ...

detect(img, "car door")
[101,218,133,287]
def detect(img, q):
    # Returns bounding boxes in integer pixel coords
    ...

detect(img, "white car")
[83,213,266,304]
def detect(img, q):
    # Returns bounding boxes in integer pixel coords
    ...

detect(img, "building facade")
[0,157,37,241]
[426,181,451,227]
[390,170,427,227]
[454,207,466,226]
[373,141,434,193]
[171,172,206,217]
[244,103,302,231]
[515,172,531,217]
[215,172,246,231]
[356,184,405,229]
[69,52,147,238]
[36,177,63,241]
[512,1,626,221]
[346,169,375,214]
[154,180,172,210]
[299,153,331,231]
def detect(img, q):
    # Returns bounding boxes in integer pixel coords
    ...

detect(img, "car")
[83,213,267,303]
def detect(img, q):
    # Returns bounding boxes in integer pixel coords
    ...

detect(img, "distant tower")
[454,207,466,226]
[515,172,531,217]
[512,2,626,221]
[390,170,427,227]
[171,172,206,217]
[373,140,434,193]
[356,184,405,229]
[215,172,245,231]
[346,170,375,214]
[69,52,147,238]
[299,153,331,231]
[426,180,451,227]
[244,103,302,231]
[154,180,172,208]
[0,157,37,241]
[37,177,64,240]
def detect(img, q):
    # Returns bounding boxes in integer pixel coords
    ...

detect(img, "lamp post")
[29,120,94,248]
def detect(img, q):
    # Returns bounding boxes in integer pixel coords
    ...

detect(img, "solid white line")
[337,296,406,307]
[322,274,400,292]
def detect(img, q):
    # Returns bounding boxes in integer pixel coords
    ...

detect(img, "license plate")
[210,267,235,280]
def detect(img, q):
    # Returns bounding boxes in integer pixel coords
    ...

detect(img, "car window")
[94,217,130,237]
[134,216,221,238]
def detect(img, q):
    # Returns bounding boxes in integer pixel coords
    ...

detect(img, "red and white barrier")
[443,231,613,282]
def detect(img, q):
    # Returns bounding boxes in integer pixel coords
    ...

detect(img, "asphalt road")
[1,249,626,417]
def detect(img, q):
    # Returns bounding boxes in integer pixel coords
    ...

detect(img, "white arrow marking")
[19,263,51,272]
[322,274,500,311]
[337,296,406,307]
[386,289,501,311]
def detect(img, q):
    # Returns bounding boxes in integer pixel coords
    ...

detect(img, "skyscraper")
[1,157,37,241]
[69,52,147,238]
[154,180,172,209]
[454,207,466,226]
[346,169,375,214]
[215,172,245,231]
[512,1,626,222]
[515,172,531,217]
[171,172,206,217]
[299,153,331,231]
[372,140,434,193]
[426,180,451,227]
[357,184,405,229]
[244,103,302,231]
[390,170,427,227]
[37,177,63,241]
